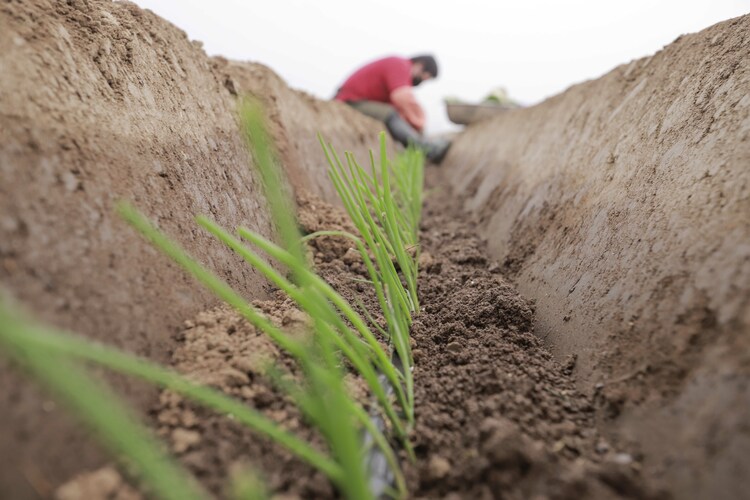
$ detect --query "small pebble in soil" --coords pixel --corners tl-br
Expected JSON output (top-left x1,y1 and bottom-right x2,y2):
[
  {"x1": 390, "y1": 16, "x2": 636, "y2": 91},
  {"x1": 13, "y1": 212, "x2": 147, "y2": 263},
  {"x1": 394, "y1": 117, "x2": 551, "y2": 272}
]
[
  {"x1": 171, "y1": 428, "x2": 201, "y2": 454},
  {"x1": 613, "y1": 452, "x2": 634, "y2": 465},
  {"x1": 446, "y1": 341, "x2": 462, "y2": 353},
  {"x1": 427, "y1": 455, "x2": 452, "y2": 479}
]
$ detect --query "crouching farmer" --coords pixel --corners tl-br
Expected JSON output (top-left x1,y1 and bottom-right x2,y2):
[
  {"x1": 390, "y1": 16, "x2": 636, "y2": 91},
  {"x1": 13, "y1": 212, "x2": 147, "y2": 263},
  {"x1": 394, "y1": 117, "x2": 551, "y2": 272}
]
[{"x1": 335, "y1": 54, "x2": 450, "y2": 163}]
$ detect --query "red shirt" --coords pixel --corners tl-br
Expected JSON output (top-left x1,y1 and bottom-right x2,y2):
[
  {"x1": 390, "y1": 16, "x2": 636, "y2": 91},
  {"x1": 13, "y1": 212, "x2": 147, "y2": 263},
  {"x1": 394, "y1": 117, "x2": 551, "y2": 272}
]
[{"x1": 335, "y1": 56, "x2": 412, "y2": 103}]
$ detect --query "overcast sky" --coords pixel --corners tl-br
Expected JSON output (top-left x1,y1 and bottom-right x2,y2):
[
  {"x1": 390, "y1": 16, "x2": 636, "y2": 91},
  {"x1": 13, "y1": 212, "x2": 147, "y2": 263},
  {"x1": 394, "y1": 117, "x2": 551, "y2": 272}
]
[{"x1": 134, "y1": 0, "x2": 747, "y2": 134}]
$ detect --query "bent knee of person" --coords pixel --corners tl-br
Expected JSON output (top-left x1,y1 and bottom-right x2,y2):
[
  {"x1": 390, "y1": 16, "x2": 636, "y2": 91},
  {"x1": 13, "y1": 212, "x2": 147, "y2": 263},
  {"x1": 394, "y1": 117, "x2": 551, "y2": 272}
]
[{"x1": 347, "y1": 100, "x2": 397, "y2": 123}]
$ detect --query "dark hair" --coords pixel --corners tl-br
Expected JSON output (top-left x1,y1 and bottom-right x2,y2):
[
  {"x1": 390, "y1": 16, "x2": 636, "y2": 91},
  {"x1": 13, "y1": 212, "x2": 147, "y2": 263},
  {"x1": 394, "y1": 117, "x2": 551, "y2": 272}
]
[{"x1": 410, "y1": 55, "x2": 438, "y2": 78}]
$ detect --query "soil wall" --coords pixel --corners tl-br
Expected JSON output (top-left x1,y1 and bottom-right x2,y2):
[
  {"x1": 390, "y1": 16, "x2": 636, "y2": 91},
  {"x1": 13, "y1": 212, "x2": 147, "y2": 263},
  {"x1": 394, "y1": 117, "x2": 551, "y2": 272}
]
[
  {"x1": 0, "y1": 1, "x2": 385, "y2": 497},
  {"x1": 442, "y1": 15, "x2": 750, "y2": 498}
]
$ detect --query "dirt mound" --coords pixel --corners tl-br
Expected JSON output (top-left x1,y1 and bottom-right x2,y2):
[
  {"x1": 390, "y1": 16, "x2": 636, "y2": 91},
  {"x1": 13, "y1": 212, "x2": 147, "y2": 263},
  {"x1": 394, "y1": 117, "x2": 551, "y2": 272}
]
[
  {"x1": 442, "y1": 15, "x2": 750, "y2": 499},
  {"x1": 0, "y1": 1, "x2": 386, "y2": 497}
]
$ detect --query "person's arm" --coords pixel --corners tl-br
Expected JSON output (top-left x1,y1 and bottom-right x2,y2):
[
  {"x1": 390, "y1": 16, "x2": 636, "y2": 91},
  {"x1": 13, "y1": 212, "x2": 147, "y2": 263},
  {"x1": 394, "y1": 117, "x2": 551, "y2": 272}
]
[{"x1": 390, "y1": 86, "x2": 426, "y2": 132}]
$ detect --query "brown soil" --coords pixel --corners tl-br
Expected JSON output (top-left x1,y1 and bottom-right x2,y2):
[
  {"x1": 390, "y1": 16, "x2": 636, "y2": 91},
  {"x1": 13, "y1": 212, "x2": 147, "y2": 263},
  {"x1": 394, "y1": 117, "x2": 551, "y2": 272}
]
[{"x1": 2, "y1": 2, "x2": 748, "y2": 499}]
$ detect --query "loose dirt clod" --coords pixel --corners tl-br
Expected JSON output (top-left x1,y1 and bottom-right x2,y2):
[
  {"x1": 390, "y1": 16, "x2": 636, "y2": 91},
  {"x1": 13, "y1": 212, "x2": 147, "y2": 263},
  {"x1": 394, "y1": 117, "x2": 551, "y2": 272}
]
[{"x1": 55, "y1": 467, "x2": 141, "y2": 500}]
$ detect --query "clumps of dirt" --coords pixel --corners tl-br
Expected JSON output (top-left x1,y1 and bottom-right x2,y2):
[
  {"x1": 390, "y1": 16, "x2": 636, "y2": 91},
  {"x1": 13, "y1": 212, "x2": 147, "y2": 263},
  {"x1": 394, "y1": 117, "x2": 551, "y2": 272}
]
[
  {"x1": 55, "y1": 467, "x2": 140, "y2": 500},
  {"x1": 148, "y1": 191, "x2": 374, "y2": 499},
  {"x1": 152, "y1": 302, "x2": 334, "y2": 499},
  {"x1": 296, "y1": 190, "x2": 386, "y2": 328},
  {"x1": 292, "y1": 192, "x2": 661, "y2": 498},
  {"x1": 404, "y1": 187, "x2": 661, "y2": 499},
  {"x1": 134, "y1": 192, "x2": 660, "y2": 499},
  {"x1": 296, "y1": 189, "x2": 360, "y2": 263}
]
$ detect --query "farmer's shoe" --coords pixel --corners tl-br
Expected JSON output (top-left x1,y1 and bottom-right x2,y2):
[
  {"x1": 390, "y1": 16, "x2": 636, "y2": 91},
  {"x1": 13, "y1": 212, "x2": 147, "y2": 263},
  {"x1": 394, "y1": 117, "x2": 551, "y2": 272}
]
[
  {"x1": 385, "y1": 112, "x2": 421, "y2": 147},
  {"x1": 423, "y1": 137, "x2": 451, "y2": 164}
]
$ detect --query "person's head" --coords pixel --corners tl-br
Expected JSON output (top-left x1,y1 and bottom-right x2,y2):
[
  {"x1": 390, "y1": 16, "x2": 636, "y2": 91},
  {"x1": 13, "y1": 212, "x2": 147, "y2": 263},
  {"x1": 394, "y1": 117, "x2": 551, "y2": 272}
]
[{"x1": 409, "y1": 55, "x2": 438, "y2": 87}]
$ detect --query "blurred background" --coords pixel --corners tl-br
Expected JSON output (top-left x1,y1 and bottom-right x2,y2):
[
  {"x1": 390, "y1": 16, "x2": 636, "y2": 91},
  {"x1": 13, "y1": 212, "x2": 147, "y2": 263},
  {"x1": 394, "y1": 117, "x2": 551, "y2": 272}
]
[{"x1": 134, "y1": 0, "x2": 748, "y2": 134}]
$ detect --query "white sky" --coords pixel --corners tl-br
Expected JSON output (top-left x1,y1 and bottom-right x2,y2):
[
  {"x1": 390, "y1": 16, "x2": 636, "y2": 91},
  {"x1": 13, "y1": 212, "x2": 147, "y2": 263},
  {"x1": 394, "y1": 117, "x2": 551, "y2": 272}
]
[{"x1": 133, "y1": 0, "x2": 748, "y2": 134}]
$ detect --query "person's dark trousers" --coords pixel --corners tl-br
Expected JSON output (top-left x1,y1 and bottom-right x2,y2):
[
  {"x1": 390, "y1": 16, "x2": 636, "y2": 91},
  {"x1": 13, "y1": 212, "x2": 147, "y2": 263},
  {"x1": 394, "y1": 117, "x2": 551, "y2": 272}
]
[{"x1": 344, "y1": 100, "x2": 451, "y2": 164}]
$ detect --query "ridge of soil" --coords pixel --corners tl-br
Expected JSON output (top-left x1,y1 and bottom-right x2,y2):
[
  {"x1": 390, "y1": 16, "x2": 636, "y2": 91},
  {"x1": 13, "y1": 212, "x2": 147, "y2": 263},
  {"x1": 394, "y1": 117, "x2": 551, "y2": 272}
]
[
  {"x1": 0, "y1": 1, "x2": 388, "y2": 495},
  {"x1": 441, "y1": 15, "x2": 750, "y2": 498}
]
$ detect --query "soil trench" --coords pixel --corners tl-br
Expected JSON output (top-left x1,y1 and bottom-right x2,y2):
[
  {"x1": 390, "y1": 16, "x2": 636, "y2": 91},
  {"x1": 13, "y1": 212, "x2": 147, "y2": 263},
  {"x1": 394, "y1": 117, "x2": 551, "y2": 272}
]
[
  {"x1": 3, "y1": 3, "x2": 747, "y2": 498},
  {"x1": 58, "y1": 189, "x2": 661, "y2": 499}
]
